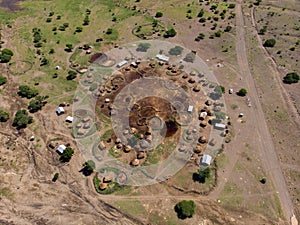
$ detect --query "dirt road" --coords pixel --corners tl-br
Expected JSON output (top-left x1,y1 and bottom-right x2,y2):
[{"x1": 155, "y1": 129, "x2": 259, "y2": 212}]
[{"x1": 233, "y1": 1, "x2": 294, "y2": 221}]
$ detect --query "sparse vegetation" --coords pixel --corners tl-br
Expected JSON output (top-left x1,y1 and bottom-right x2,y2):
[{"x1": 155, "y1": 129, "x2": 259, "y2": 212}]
[
  {"x1": 0, "y1": 75, "x2": 7, "y2": 85},
  {"x1": 0, "y1": 109, "x2": 9, "y2": 122},
  {"x1": 283, "y1": 72, "x2": 299, "y2": 84},
  {"x1": 263, "y1": 39, "x2": 276, "y2": 47},
  {"x1": 18, "y1": 85, "x2": 39, "y2": 99},
  {"x1": 12, "y1": 109, "x2": 33, "y2": 129},
  {"x1": 237, "y1": 88, "x2": 247, "y2": 96}
]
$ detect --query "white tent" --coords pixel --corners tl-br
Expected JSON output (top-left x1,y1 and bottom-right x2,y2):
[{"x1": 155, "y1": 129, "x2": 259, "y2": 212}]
[
  {"x1": 65, "y1": 116, "x2": 73, "y2": 123},
  {"x1": 201, "y1": 154, "x2": 212, "y2": 166},
  {"x1": 56, "y1": 107, "x2": 65, "y2": 115}
]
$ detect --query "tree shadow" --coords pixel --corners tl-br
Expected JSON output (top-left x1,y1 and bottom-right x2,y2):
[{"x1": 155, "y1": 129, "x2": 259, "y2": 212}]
[
  {"x1": 79, "y1": 166, "x2": 93, "y2": 176},
  {"x1": 192, "y1": 172, "x2": 205, "y2": 183},
  {"x1": 174, "y1": 205, "x2": 188, "y2": 220}
]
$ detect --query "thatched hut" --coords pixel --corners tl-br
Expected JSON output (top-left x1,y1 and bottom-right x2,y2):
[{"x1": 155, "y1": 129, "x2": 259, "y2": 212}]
[
  {"x1": 82, "y1": 116, "x2": 90, "y2": 123},
  {"x1": 76, "y1": 122, "x2": 83, "y2": 128},
  {"x1": 99, "y1": 183, "x2": 108, "y2": 190},
  {"x1": 199, "y1": 135, "x2": 207, "y2": 144},
  {"x1": 137, "y1": 151, "x2": 146, "y2": 159},
  {"x1": 193, "y1": 85, "x2": 201, "y2": 92},
  {"x1": 131, "y1": 158, "x2": 140, "y2": 166},
  {"x1": 205, "y1": 100, "x2": 212, "y2": 106},
  {"x1": 130, "y1": 127, "x2": 137, "y2": 134},
  {"x1": 188, "y1": 78, "x2": 196, "y2": 83},
  {"x1": 77, "y1": 128, "x2": 86, "y2": 135},
  {"x1": 115, "y1": 138, "x2": 121, "y2": 144},
  {"x1": 98, "y1": 141, "x2": 106, "y2": 150},
  {"x1": 116, "y1": 143, "x2": 123, "y2": 149},
  {"x1": 182, "y1": 74, "x2": 188, "y2": 79},
  {"x1": 194, "y1": 144, "x2": 202, "y2": 153},
  {"x1": 124, "y1": 145, "x2": 132, "y2": 153},
  {"x1": 200, "y1": 120, "x2": 208, "y2": 127}
]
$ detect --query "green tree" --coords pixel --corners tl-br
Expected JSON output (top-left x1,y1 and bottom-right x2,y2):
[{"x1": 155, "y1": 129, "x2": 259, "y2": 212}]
[
  {"x1": 52, "y1": 173, "x2": 59, "y2": 182},
  {"x1": 12, "y1": 109, "x2": 33, "y2": 129},
  {"x1": 18, "y1": 85, "x2": 39, "y2": 99},
  {"x1": 60, "y1": 147, "x2": 74, "y2": 162},
  {"x1": 49, "y1": 48, "x2": 55, "y2": 54},
  {"x1": 193, "y1": 167, "x2": 211, "y2": 183},
  {"x1": 83, "y1": 16, "x2": 90, "y2": 25},
  {"x1": 237, "y1": 88, "x2": 247, "y2": 96},
  {"x1": 155, "y1": 12, "x2": 163, "y2": 18},
  {"x1": 40, "y1": 57, "x2": 49, "y2": 66},
  {"x1": 0, "y1": 75, "x2": 7, "y2": 85},
  {"x1": 0, "y1": 54, "x2": 12, "y2": 63},
  {"x1": 169, "y1": 46, "x2": 183, "y2": 55},
  {"x1": 0, "y1": 110, "x2": 9, "y2": 122},
  {"x1": 199, "y1": 17, "x2": 206, "y2": 23},
  {"x1": 283, "y1": 72, "x2": 299, "y2": 84},
  {"x1": 174, "y1": 200, "x2": 196, "y2": 219},
  {"x1": 66, "y1": 70, "x2": 77, "y2": 80},
  {"x1": 184, "y1": 52, "x2": 196, "y2": 63},
  {"x1": 263, "y1": 39, "x2": 276, "y2": 47},
  {"x1": 82, "y1": 160, "x2": 95, "y2": 175},
  {"x1": 136, "y1": 43, "x2": 151, "y2": 52},
  {"x1": 164, "y1": 28, "x2": 177, "y2": 38},
  {"x1": 75, "y1": 26, "x2": 83, "y2": 33},
  {"x1": 197, "y1": 9, "x2": 204, "y2": 17},
  {"x1": 1, "y1": 49, "x2": 13, "y2": 56},
  {"x1": 65, "y1": 44, "x2": 73, "y2": 52},
  {"x1": 28, "y1": 95, "x2": 49, "y2": 113},
  {"x1": 228, "y1": 3, "x2": 236, "y2": 9}
]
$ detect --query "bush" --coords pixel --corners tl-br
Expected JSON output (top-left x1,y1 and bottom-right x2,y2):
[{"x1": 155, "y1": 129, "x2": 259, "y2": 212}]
[
  {"x1": 237, "y1": 88, "x2": 247, "y2": 96},
  {"x1": 197, "y1": 9, "x2": 204, "y2": 17},
  {"x1": 18, "y1": 85, "x2": 39, "y2": 99},
  {"x1": 155, "y1": 12, "x2": 163, "y2": 18},
  {"x1": 65, "y1": 44, "x2": 73, "y2": 52},
  {"x1": 164, "y1": 28, "x2": 177, "y2": 38},
  {"x1": 136, "y1": 43, "x2": 151, "y2": 52},
  {"x1": 199, "y1": 17, "x2": 206, "y2": 23},
  {"x1": 184, "y1": 52, "x2": 196, "y2": 62},
  {"x1": 46, "y1": 18, "x2": 52, "y2": 23},
  {"x1": 60, "y1": 147, "x2": 74, "y2": 162},
  {"x1": 228, "y1": 3, "x2": 236, "y2": 9},
  {"x1": 0, "y1": 110, "x2": 9, "y2": 122},
  {"x1": 83, "y1": 16, "x2": 90, "y2": 25},
  {"x1": 169, "y1": 46, "x2": 183, "y2": 55},
  {"x1": 0, "y1": 49, "x2": 14, "y2": 63},
  {"x1": 82, "y1": 160, "x2": 95, "y2": 176},
  {"x1": 52, "y1": 173, "x2": 59, "y2": 182},
  {"x1": 193, "y1": 167, "x2": 210, "y2": 183},
  {"x1": 263, "y1": 39, "x2": 276, "y2": 47},
  {"x1": 260, "y1": 177, "x2": 266, "y2": 184},
  {"x1": 106, "y1": 28, "x2": 113, "y2": 34},
  {"x1": 174, "y1": 200, "x2": 196, "y2": 219},
  {"x1": 1, "y1": 49, "x2": 13, "y2": 56},
  {"x1": 224, "y1": 25, "x2": 232, "y2": 32},
  {"x1": 0, "y1": 75, "x2": 7, "y2": 85},
  {"x1": 12, "y1": 109, "x2": 33, "y2": 129},
  {"x1": 66, "y1": 70, "x2": 77, "y2": 80},
  {"x1": 283, "y1": 72, "x2": 299, "y2": 84}
]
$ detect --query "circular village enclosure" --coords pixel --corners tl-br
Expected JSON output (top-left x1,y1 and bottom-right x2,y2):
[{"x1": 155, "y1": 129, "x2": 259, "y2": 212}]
[{"x1": 72, "y1": 40, "x2": 227, "y2": 193}]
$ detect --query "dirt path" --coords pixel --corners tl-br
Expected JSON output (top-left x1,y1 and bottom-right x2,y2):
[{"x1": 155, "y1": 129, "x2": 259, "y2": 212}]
[{"x1": 229, "y1": 1, "x2": 295, "y2": 221}]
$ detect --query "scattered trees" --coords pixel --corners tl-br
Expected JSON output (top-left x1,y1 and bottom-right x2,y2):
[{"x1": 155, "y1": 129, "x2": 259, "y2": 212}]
[
  {"x1": 60, "y1": 147, "x2": 74, "y2": 162},
  {"x1": 174, "y1": 200, "x2": 196, "y2": 219},
  {"x1": 237, "y1": 88, "x2": 248, "y2": 96},
  {"x1": 169, "y1": 46, "x2": 183, "y2": 55},
  {"x1": 0, "y1": 110, "x2": 9, "y2": 122},
  {"x1": 283, "y1": 72, "x2": 299, "y2": 84},
  {"x1": 12, "y1": 109, "x2": 33, "y2": 129},
  {"x1": 263, "y1": 39, "x2": 276, "y2": 47},
  {"x1": 18, "y1": 85, "x2": 39, "y2": 99},
  {"x1": 0, "y1": 75, "x2": 7, "y2": 85}
]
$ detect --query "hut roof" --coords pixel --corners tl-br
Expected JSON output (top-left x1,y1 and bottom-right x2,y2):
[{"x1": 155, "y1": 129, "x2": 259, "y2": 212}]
[
  {"x1": 194, "y1": 144, "x2": 202, "y2": 153},
  {"x1": 137, "y1": 152, "x2": 146, "y2": 159},
  {"x1": 115, "y1": 138, "x2": 121, "y2": 144},
  {"x1": 100, "y1": 183, "x2": 108, "y2": 190},
  {"x1": 193, "y1": 85, "x2": 201, "y2": 92},
  {"x1": 199, "y1": 136, "x2": 207, "y2": 143},
  {"x1": 124, "y1": 145, "x2": 132, "y2": 153},
  {"x1": 200, "y1": 121, "x2": 208, "y2": 127},
  {"x1": 131, "y1": 158, "x2": 140, "y2": 166}
]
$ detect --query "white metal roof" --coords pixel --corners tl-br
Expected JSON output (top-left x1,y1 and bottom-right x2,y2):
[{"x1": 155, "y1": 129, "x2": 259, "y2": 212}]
[
  {"x1": 57, "y1": 144, "x2": 66, "y2": 154},
  {"x1": 66, "y1": 116, "x2": 73, "y2": 122},
  {"x1": 56, "y1": 107, "x2": 65, "y2": 114},
  {"x1": 156, "y1": 54, "x2": 169, "y2": 62},
  {"x1": 214, "y1": 123, "x2": 226, "y2": 129},
  {"x1": 201, "y1": 154, "x2": 212, "y2": 166},
  {"x1": 117, "y1": 60, "x2": 128, "y2": 68},
  {"x1": 188, "y1": 105, "x2": 194, "y2": 112}
]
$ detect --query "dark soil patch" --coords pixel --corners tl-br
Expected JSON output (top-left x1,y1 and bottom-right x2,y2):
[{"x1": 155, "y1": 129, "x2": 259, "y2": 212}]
[{"x1": 0, "y1": 0, "x2": 23, "y2": 11}]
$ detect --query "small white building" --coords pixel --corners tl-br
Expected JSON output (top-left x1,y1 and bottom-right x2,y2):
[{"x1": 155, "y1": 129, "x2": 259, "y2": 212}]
[
  {"x1": 66, "y1": 116, "x2": 73, "y2": 123},
  {"x1": 29, "y1": 136, "x2": 35, "y2": 141},
  {"x1": 117, "y1": 60, "x2": 128, "y2": 68},
  {"x1": 188, "y1": 105, "x2": 194, "y2": 112},
  {"x1": 229, "y1": 88, "x2": 234, "y2": 94},
  {"x1": 131, "y1": 62, "x2": 138, "y2": 68},
  {"x1": 156, "y1": 54, "x2": 169, "y2": 62},
  {"x1": 214, "y1": 123, "x2": 226, "y2": 130},
  {"x1": 56, "y1": 107, "x2": 65, "y2": 115},
  {"x1": 55, "y1": 65, "x2": 60, "y2": 70},
  {"x1": 201, "y1": 154, "x2": 212, "y2": 166},
  {"x1": 57, "y1": 144, "x2": 66, "y2": 154}
]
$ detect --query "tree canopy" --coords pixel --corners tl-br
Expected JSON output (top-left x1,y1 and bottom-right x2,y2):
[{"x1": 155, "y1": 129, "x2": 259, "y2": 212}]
[
  {"x1": 283, "y1": 72, "x2": 299, "y2": 84},
  {"x1": 0, "y1": 48, "x2": 14, "y2": 63},
  {"x1": 169, "y1": 46, "x2": 183, "y2": 56},
  {"x1": 18, "y1": 85, "x2": 39, "y2": 99},
  {"x1": 184, "y1": 52, "x2": 196, "y2": 63},
  {"x1": 164, "y1": 28, "x2": 177, "y2": 38},
  {"x1": 155, "y1": 12, "x2": 163, "y2": 18},
  {"x1": 174, "y1": 200, "x2": 196, "y2": 219},
  {"x1": 28, "y1": 95, "x2": 49, "y2": 113},
  {"x1": 0, "y1": 75, "x2": 7, "y2": 85},
  {"x1": 0, "y1": 110, "x2": 9, "y2": 122},
  {"x1": 60, "y1": 147, "x2": 74, "y2": 162},
  {"x1": 82, "y1": 160, "x2": 96, "y2": 176},
  {"x1": 12, "y1": 109, "x2": 33, "y2": 129},
  {"x1": 237, "y1": 88, "x2": 247, "y2": 96},
  {"x1": 66, "y1": 70, "x2": 77, "y2": 80},
  {"x1": 136, "y1": 43, "x2": 151, "y2": 52},
  {"x1": 263, "y1": 39, "x2": 276, "y2": 47}
]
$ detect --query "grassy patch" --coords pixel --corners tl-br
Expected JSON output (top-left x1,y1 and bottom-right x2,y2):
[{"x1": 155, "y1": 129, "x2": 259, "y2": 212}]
[
  {"x1": 0, "y1": 187, "x2": 14, "y2": 199},
  {"x1": 113, "y1": 200, "x2": 147, "y2": 218}
]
